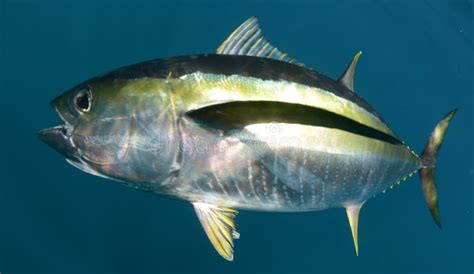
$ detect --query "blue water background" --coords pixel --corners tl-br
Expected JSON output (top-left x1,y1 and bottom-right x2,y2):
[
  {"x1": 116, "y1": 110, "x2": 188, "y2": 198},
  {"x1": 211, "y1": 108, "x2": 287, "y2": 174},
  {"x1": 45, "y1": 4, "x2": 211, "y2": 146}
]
[{"x1": 1, "y1": 0, "x2": 472, "y2": 273}]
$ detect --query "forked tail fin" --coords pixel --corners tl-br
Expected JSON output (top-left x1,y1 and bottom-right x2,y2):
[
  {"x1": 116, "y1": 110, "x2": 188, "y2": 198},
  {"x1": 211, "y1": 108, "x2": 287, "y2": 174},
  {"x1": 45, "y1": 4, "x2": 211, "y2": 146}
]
[{"x1": 419, "y1": 109, "x2": 457, "y2": 228}]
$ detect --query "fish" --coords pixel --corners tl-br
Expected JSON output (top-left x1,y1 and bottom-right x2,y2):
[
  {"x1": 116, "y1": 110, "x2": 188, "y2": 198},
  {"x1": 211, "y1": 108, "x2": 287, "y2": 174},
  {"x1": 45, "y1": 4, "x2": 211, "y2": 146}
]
[{"x1": 39, "y1": 16, "x2": 457, "y2": 261}]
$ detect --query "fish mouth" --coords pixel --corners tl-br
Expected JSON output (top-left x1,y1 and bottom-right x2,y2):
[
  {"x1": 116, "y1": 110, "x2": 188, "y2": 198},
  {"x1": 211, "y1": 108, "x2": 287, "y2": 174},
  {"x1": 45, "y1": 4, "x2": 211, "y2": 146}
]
[
  {"x1": 38, "y1": 122, "x2": 78, "y2": 160},
  {"x1": 39, "y1": 97, "x2": 81, "y2": 158},
  {"x1": 39, "y1": 123, "x2": 102, "y2": 176}
]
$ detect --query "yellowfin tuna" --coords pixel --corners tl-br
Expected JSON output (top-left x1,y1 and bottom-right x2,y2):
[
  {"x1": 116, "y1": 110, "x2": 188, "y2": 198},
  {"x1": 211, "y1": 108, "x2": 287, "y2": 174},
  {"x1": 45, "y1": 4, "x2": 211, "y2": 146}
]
[{"x1": 39, "y1": 17, "x2": 456, "y2": 261}]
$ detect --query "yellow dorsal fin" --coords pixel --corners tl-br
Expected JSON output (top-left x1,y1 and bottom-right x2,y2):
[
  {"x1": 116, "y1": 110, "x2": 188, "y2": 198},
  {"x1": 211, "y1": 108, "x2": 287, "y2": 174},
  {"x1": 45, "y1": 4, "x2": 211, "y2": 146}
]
[
  {"x1": 345, "y1": 203, "x2": 364, "y2": 256},
  {"x1": 193, "y1": 202, "x2": 239, "y2": 261},
  {"x1": 338, "y1": 51, "x2": 362, "y2": 92}
]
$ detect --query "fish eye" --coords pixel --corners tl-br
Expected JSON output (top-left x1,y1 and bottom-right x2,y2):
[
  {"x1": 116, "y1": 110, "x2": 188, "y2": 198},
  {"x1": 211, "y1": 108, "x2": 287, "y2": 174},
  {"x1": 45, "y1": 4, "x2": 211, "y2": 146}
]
[{"x1": 74, "y1": 87, "x2": 92, "y2": 113}]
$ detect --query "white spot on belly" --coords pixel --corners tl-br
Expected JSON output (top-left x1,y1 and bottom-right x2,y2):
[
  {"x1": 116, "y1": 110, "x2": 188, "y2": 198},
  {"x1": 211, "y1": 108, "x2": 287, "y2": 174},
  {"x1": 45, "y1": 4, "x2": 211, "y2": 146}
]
[
  {"x1": 262, "y1": 172, "x2": 269, "y2": 197},
  {"x1": 299, "y1": 166, "x2": 305, "y2": 205}
]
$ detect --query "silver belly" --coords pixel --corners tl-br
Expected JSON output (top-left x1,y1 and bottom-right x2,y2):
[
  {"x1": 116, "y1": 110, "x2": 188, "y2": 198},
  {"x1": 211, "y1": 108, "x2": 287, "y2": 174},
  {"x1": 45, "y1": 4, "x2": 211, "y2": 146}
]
[
  {"x1": 164, "y1": 120, "x2": 420, "y2": 211},
  {"x1": 170, "y1": 148, "x2": 416, "y2": 211}
]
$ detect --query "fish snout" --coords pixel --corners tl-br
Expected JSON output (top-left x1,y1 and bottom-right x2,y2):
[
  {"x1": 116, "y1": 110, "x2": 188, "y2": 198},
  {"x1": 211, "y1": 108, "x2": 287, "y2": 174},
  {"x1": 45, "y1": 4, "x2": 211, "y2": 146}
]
[{"x1": 38, "y1": 125, "x2": 77, "y2": 158}]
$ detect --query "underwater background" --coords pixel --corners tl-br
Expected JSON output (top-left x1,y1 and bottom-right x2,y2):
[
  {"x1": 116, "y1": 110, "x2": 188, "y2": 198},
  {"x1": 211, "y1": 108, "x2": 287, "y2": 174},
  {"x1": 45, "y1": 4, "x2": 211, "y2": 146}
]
[{"x1": 0, "y1": 0, "x2": 472, "y2": 273}]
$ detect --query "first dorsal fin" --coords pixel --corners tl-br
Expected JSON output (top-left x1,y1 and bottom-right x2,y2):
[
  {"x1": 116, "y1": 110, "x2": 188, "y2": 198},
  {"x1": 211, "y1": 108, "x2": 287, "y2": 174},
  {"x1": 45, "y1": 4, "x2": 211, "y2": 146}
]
[
  {"x1": 338, "y1": 51, "x2": 362, "y2": 92},
  {"x1": 193, "y1": 202, "x2": 240, "y2": 261},
  {"x1": 217, "y1": 16, "x2": 304, "y2": 66}
]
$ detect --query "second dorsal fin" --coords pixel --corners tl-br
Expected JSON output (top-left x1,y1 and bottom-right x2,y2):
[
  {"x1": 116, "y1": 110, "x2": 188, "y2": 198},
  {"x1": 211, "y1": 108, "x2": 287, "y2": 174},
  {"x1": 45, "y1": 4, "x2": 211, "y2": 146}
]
[
  {"x1": 338, "y1": 51, "x2": 362, "y2": 92},
  {"x1": 217, "y1": 16, "x2": 304, "y2": 66}
]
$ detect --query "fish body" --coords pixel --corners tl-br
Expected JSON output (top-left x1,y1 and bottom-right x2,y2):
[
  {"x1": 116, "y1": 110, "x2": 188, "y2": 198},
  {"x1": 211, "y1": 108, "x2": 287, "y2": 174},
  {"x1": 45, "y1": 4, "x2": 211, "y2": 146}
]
[{"x1": 39, "y1": 17, "x2": 456, "y2": 260}]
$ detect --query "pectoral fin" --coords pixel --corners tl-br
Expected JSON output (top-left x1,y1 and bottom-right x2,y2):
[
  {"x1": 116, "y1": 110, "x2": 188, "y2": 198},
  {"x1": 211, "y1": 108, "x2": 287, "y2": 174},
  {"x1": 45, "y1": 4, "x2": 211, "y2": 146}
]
[
  {"x1": 346, "y1": 203, "x2": 364, "y2": 256},
  {"x1": 193, "y1": 202, "x2": 240, "y2": 261}
]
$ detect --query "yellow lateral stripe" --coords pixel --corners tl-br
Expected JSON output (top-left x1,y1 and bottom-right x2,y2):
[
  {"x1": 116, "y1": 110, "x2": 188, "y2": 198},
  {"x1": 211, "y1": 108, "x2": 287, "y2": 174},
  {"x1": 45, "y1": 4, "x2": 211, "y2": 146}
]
[{"x1": 173, "y1": 72, "x2": 397, "y2": 139}]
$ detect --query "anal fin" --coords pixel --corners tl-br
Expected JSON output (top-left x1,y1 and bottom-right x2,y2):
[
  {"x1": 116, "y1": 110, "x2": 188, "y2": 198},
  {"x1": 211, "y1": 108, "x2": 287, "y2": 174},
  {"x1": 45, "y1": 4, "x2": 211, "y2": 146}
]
[
  {"x1": 345, "y1": 203, "x2": 364, "y2": 256},
  {"x1": 193, "y1": 202, "x2": 240, "y2": 261}
]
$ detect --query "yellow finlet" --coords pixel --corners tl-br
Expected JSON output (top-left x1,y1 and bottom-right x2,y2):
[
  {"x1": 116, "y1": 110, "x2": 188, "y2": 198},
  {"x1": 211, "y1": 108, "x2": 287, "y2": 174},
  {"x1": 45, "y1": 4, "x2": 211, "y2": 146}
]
[
  {"x1": 345, "y1": 203, "x2": 363, "y2": 256},
  {"x1": 193, "y1": 202, "x2": 239, "y2": 261}
]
